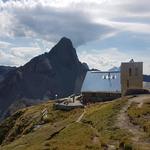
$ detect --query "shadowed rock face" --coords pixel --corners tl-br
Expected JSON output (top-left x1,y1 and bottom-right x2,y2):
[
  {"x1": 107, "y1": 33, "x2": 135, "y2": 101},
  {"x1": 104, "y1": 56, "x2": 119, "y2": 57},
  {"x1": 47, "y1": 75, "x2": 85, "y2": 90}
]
[
  {"x1": 0, "y1": 66, "x2": 16, "y2": 83},
  {"x1": 0, "y1": 37, "x2": 88, "y2": 119}
]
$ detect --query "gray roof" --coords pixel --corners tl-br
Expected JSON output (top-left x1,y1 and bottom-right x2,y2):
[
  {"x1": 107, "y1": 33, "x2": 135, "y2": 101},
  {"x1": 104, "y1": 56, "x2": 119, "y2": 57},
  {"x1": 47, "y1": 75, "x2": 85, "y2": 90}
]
[{"x1": 81, "y1": 71, "x2": 121, "y2": 93}]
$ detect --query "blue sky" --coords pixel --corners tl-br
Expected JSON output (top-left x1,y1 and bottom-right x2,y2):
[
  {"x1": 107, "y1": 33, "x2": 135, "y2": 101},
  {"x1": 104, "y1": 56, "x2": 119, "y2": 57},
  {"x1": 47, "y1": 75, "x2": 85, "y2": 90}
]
[{"x1": 0, "y1": 0, "x2": 150, "y2": 74}]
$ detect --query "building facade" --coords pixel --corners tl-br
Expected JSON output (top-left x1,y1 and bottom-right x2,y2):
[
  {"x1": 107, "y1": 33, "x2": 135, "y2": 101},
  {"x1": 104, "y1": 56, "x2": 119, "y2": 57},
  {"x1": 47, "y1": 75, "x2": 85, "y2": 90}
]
[
  {"x1": 81, "y1": 60, "x2": 143, "y2": 103},
  {"x1": 121, "y1": 59, "x2": 143, "y2": 95},
  {"x1": 81, "y1": 71, "x2": 121, "y2": 103}
]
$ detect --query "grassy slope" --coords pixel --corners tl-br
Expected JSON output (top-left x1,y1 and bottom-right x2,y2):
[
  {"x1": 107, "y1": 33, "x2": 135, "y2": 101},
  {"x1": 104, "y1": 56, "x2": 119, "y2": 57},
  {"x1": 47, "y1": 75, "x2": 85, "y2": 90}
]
[
  {"x1": 0, "y1": 101, "x2": 83, "y2": 150},
  {"x1": 0, "y1": 97, "x2": 150, "y2": 150},
  {"x1": 82, "y1": 98, "x2": 132, "y2": 149},
  {"x1": 126, "y1": 97, "x2": 150, "y2": 150},
  {"x1": 127, "y1": 98, "x2": 150, "y2": 136}
]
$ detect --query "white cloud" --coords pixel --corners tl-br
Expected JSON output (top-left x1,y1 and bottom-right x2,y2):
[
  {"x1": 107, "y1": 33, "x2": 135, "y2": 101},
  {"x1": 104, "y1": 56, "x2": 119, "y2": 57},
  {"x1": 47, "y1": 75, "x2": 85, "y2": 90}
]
[
  {"x1": 112, "y1": 22, "x2": 150, "y2": 34},
  {"x1": 0, "y1": 46, "x2": 44, "y2": 66},
  {"x1": 78, "y1": 48, "x2": 128, "y2": 70},
  {"x1": 0, "y1": 0, "x2": 149, "y2": 74},
  {"x1": 0, "y1": 0, "x2": 115, "y2": 46},
  {"x1": 11, "y1": 47, "x2": 41, "y2": 58},
  {"x1": 78, "y1": 48, "x2": 150, "y2": 74},
  {"x1": 1, "y1": 0, "x2": 150, "y2": 45},
  {"x1": 0, "y1": 11, "x2": 15, "y2": 37},
  {"x1": 0, "y1": 49, "x2": 15, "y2": 66},
  {"x1": 0, "y1": 41, "x2": 12, "y2": 48}
]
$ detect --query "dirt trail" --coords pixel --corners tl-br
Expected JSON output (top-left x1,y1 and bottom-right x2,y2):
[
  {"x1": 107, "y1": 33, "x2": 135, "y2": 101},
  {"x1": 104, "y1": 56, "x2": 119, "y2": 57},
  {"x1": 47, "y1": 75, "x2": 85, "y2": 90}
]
[
  {"x1": 76, "y1": 109, "x2": 86, "y2": 123},
  {"x1": 76, "y1": 108, "x2": 101, "y2": 145},
  {"x1": 117, "y1": 94, "x2": 150, "y2": 145}
]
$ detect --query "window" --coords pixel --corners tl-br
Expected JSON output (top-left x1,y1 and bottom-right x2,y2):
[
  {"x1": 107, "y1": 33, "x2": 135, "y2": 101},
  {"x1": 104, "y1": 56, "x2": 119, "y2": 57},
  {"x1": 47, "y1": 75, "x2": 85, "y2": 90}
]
[
  {"x1": 102, "y1": 75, "x2": 106, "y2": 79},
  {"x1": 127, "y1": 80, "x2": 129, "y2": 88},
  {"x1": 135, "y1": 68, "x2": 138, "y2": 76},
  {"x1": 129, "y1": 68, "x2": 132, "y2": 76},
  {"x1": 111, "y1": 75, "x2": 116, "y2": 79}
]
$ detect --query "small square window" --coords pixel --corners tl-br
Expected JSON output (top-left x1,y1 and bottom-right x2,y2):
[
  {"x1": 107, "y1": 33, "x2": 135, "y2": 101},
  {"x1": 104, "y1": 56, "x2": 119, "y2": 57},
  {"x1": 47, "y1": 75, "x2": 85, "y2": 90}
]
[
  {"x1": 129, "y1": 68, "x2": 132, "y2": 76},
  {"x1": 135, "y1": 68, "x2": 138, "y2": 76},
  {"x1": 102, "y1": 75, "x2": 106, "y2": 79},
  {"x1": 127, "y1": 80, "x2": 129, "y2": 88}
]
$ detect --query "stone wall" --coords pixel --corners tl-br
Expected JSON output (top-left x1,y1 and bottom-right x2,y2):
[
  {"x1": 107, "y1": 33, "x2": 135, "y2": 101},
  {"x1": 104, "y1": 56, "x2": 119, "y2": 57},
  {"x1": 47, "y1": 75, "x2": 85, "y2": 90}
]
[
  {"x1": 121, "y1": 61, "x2": 143, "y2": 95},
  {"x1": 82, "y1": 92, "x2": 121, "y2": 104}
]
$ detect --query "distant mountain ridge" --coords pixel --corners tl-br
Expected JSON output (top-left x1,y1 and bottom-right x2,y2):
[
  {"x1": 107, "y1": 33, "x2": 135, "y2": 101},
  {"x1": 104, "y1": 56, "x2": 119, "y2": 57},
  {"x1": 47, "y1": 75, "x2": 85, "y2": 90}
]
[
  {"x1": 108, "y1": 67, "x2": 120, "y2": 72},
  {"x1": 143, "y1": 75, "x2": 150, "y2": 82},
  {"x1": 0, "y1": 37, "x2": 88, "y2": 120}
]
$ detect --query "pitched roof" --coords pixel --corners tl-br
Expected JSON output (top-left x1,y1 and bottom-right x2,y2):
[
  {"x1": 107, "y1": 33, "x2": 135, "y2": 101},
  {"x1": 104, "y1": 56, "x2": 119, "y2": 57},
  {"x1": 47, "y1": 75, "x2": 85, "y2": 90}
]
[{"x1": 81, "y1": 71, "x2": 121, "y2": 93}]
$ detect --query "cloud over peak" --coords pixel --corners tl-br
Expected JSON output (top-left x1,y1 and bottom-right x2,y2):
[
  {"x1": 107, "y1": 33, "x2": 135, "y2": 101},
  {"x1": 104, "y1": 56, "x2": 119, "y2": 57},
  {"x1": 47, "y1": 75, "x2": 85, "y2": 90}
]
[{"x1": 1, "y1": 0, "x2": 150, "y2": 46}]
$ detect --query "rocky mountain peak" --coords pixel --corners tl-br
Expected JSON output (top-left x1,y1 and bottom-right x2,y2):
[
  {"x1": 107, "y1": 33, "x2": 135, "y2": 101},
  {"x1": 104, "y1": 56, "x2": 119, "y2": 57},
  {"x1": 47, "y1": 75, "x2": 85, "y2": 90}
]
[
  {"x1": 50, "y1": 37, "x2": 74, "y2": 53},
  {"x1": 58, "y1": 37, "x2": 73, "y2": 47},
  {"x1": 0, "y1": 37, "x2": 88, "y2": 120},
  {"x1": 49, "y1": 37, "x2": 79, "y2": 65}
]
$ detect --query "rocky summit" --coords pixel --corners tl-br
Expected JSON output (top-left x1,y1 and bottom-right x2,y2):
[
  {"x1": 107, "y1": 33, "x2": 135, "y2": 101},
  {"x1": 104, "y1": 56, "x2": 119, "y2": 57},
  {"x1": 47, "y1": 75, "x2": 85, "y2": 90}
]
[{"x1": 0, "y1": 37, "x2": 88, "y2": 120}]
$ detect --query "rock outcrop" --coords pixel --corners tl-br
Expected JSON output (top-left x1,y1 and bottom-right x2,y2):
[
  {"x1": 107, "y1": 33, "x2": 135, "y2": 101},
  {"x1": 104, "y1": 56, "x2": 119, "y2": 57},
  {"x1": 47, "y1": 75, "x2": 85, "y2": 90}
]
[{"x1": 0, "y1": 37, "x2": 88, "y2": 119}]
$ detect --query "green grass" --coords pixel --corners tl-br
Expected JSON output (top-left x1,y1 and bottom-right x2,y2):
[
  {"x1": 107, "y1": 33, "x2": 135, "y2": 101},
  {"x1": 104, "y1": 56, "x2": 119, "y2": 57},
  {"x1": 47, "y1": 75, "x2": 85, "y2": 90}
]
[
  {"x1": 0, "y1": 101, "x2": 83, "y2": 150},
  {"x1": 127, "y1": 98, "x2": 150, "y2": 137},
  {"x1": 1, "y1": 97, "x2": 150, "y2": 150},
  {"x1": 82, "y1": 98, "x2": 132, "y2": 148},
  {"x1": 45, "y1": 123, "x2": 101, "y2": 150}
]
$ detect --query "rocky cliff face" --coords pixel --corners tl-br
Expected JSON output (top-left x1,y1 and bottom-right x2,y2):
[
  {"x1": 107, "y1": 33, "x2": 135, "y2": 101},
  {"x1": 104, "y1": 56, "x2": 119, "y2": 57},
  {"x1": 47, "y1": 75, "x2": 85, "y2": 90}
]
[
  {"x1": 0, "y1": 37, "x2": 88, "y2": 119},
  {"x1": 0, "y1": 66, "x2": 16, "y2": 83}
]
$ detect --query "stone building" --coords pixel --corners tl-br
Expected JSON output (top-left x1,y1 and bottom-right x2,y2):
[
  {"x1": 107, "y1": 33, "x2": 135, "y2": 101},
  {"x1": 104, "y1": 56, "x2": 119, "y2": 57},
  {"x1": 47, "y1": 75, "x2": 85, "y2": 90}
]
[
  {"x1": 81, "y1": 71, "x2": 121, "y2": 103},
  {"x1": 121, "y1": 59, "x2": 143, "y2": 95},
  {"x1": 81, "y1": 59, "x2": 143, "y2": 103}
]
